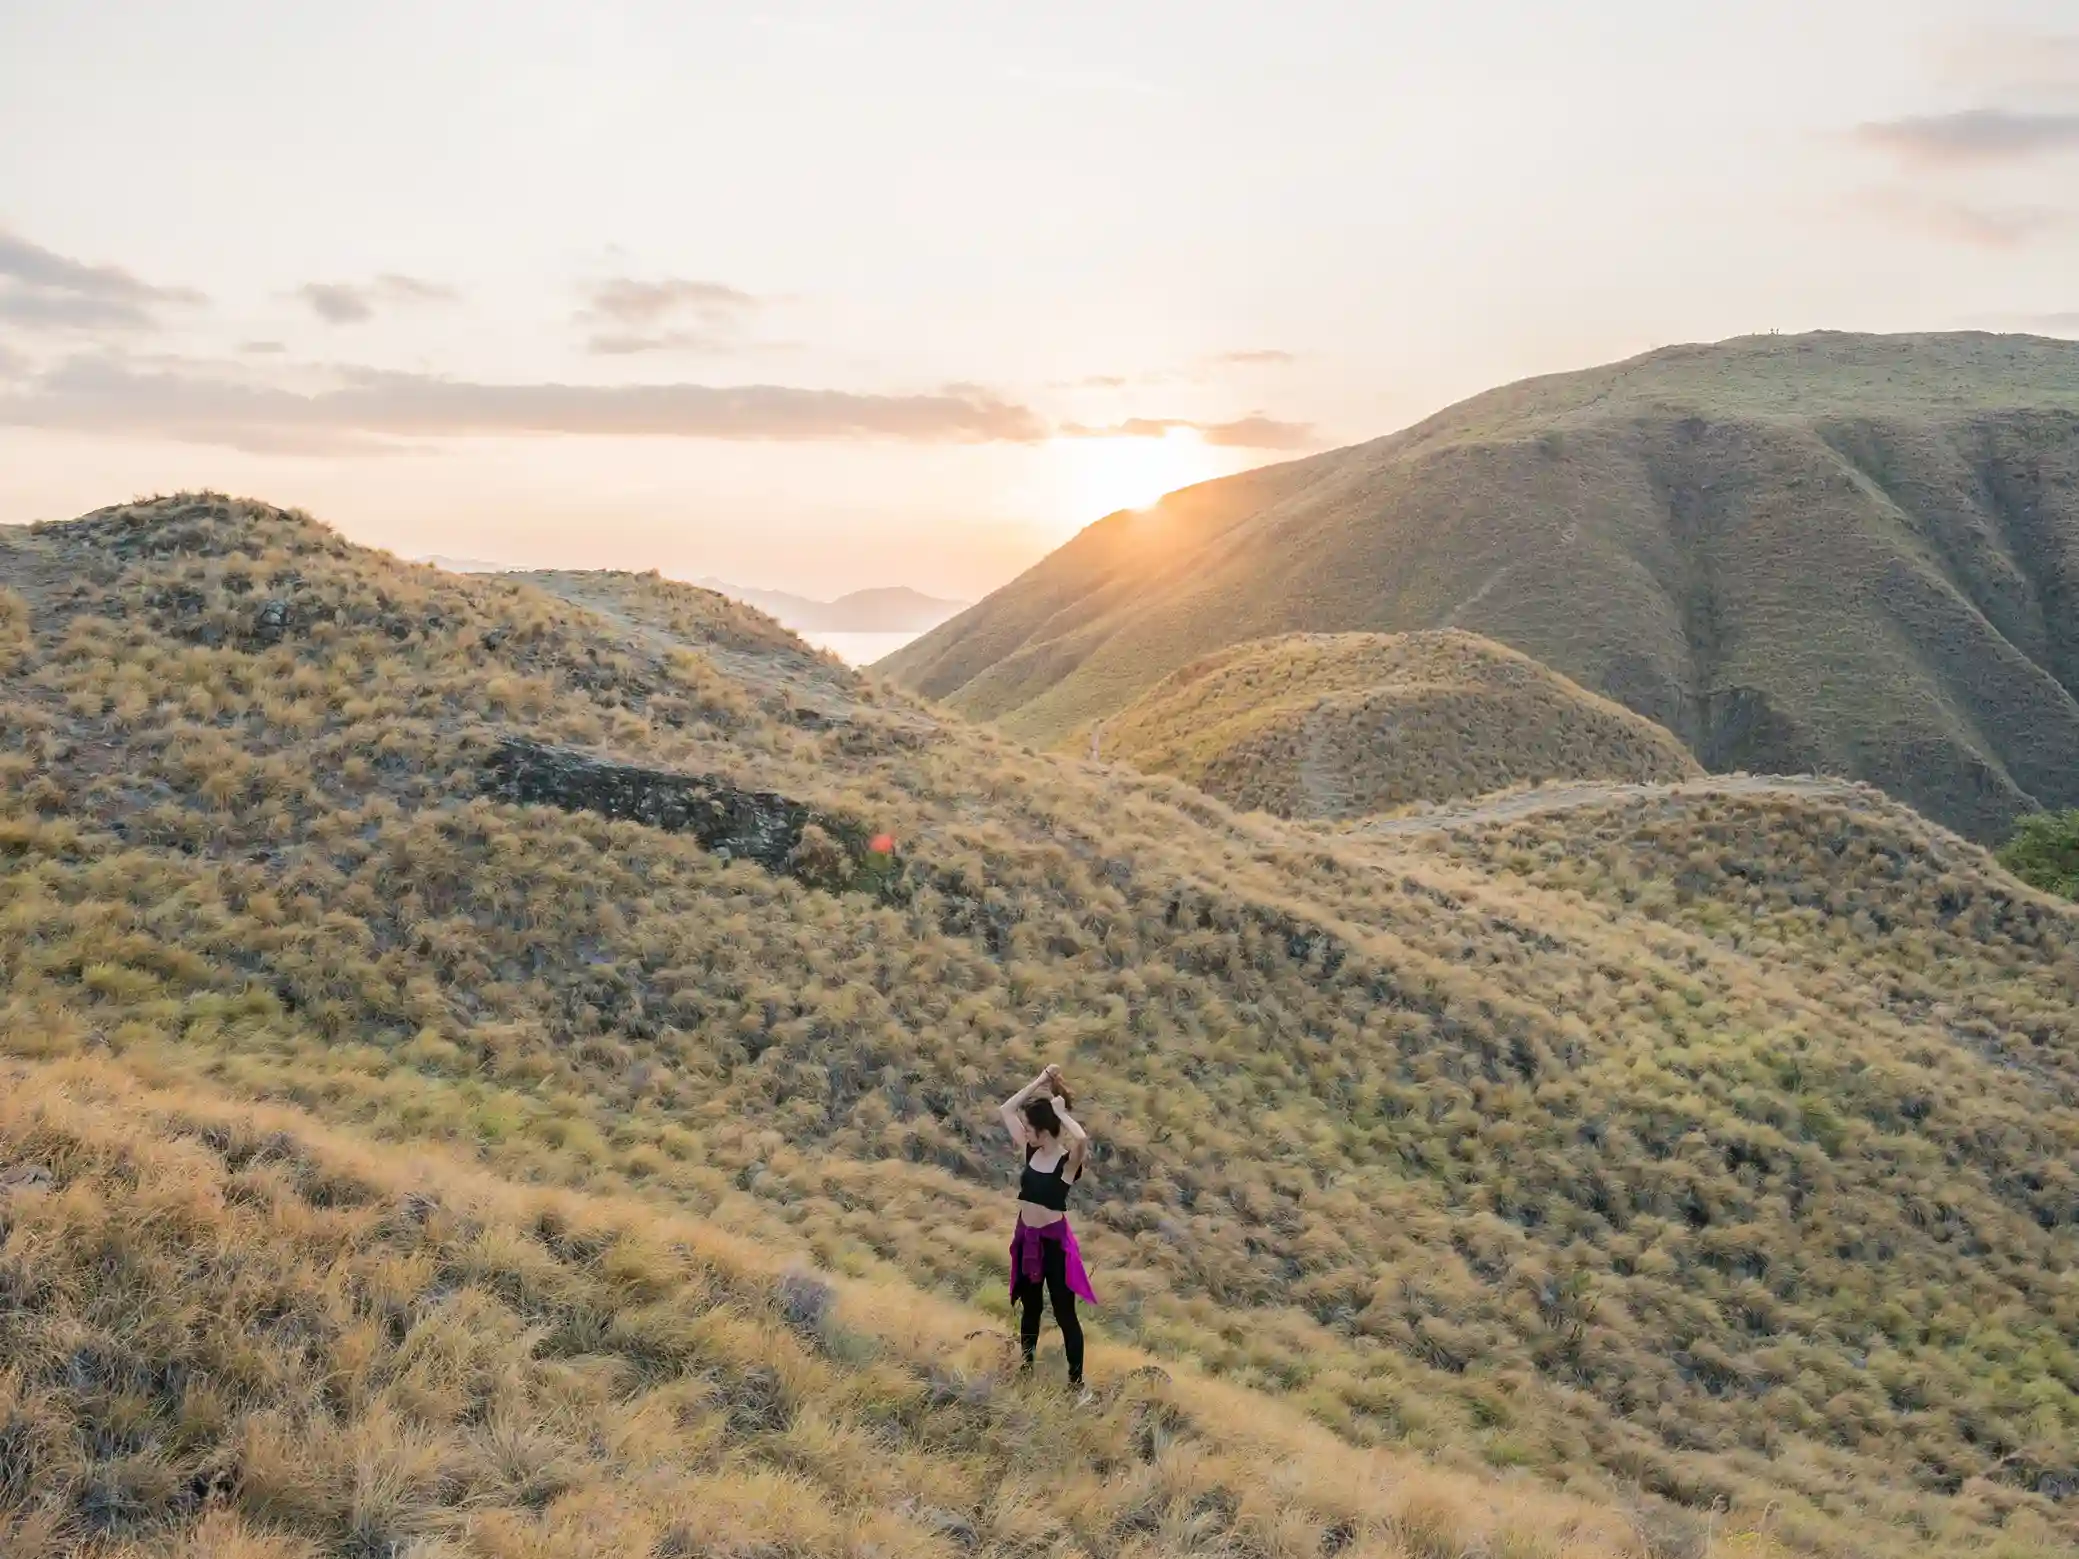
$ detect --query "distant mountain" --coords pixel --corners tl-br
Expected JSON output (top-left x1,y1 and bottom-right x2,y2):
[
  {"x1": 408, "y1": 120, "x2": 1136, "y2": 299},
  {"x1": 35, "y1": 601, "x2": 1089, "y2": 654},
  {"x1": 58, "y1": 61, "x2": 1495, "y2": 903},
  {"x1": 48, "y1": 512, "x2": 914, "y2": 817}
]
[
  {"x1": 698, "y1": 578, "x2": 967, "y2": 633},
  {"x1": 415, "y1": 553, "x2": 519, "y2": 574},
  {"x1": 414, "y1": 556, "x2": 965, "y2": 634},
  {"x1": 885, "y1": 330, "x2": 2079, "y2": 842},
  {"x1": 1098, "y1": 630, "x2": 1701, "y2": 820}
]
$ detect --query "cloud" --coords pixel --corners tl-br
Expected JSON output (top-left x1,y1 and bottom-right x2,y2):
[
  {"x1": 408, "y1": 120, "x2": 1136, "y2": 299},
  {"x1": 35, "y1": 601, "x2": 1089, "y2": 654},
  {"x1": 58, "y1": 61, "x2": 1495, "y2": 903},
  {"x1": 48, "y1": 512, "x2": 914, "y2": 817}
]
[
  {"x1": 0, "y1": 352, "x2": 1049, "y2": 454},
  {"x1": 295, "y1": 274, "x2": 459, "y2": 325},
  {"x1": 1852, "y1": 109, "x2": 2079, "y2": 166},
  {"x1": 1210, "y1": 349, "x2": 1298, "y2": 366},
  {"x1": 0, "y1": 229, "x2": 205, "y2": 333},
  {"x1": 584, "y1": 330, "x2": 746, "y2": 356},
  {"x1": 0, "y1": 340, "x2": 26, "y2": 379},
  {"x1": 1060, "y1": 413, "x2": 1317, "y2": 450},
  {"x1": 1848, "y1": 187, "x2": 2070, "y2": 247},
  {"x1": 240, "y1": 340, "x2": 287, "y2": 354},
  {"x1": 584, "y1": 277, "x2": 759, "y2": 326},
  {"x1": 1198, "y1": 415, "x2": 1316, "y2": 449},
  {"x1": 576, "y1": 276, "x2": 766, "y2": 356}
]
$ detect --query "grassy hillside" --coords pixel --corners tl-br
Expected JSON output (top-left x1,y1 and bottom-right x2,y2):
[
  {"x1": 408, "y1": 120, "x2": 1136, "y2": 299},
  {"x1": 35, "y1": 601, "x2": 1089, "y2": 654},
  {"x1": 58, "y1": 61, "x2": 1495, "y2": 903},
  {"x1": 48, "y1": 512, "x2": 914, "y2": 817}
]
[
  {"x1": 4, "y1": 494, "x2": 2079, "y2": 1555},
  {"x1": 1095, "y1": 631, "x2": 1700, "y2": 820},
  {"x1": 1, "y1": 1056, "x2": 1651, "y2": 1559},
  {"x1": 882, "y1": 331, "x2": 2079, "y2": 843}
]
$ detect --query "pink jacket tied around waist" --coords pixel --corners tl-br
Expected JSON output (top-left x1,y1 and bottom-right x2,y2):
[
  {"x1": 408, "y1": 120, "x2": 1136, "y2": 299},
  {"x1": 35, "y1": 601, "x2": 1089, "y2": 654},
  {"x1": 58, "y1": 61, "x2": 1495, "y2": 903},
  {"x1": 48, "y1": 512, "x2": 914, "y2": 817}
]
[{"x1": 1008, "y1": 1218, "x2": 1098, "y2": 1305}]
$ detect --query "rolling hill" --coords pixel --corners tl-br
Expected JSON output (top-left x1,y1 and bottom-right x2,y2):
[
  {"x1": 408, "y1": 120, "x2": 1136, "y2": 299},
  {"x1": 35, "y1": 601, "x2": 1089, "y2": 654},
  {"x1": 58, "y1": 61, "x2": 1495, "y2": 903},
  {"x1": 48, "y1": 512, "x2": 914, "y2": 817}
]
[
  {"x1": 3, "y1": 493, "x2": 2078, "y2": 1556},
  {"x1": 1095, "y1": 630, "x2": 1701, "y2": 820},
  {"x1": 881, "y1": 331, "x2": 2079, "y2": 843}
]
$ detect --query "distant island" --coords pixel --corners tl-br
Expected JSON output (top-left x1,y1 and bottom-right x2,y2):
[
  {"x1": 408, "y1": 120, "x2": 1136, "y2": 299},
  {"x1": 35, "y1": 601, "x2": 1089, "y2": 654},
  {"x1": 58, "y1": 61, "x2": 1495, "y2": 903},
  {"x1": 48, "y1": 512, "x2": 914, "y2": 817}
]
[
  {"x1": 697, "y1": 578, "x2": 968, "y2": 634},
  {"x1": 414, "y1": 555, "x2": 966, "y2": 635},
  {"x1": 415, "y1": 554, "x2": 520, "y2": 575}
]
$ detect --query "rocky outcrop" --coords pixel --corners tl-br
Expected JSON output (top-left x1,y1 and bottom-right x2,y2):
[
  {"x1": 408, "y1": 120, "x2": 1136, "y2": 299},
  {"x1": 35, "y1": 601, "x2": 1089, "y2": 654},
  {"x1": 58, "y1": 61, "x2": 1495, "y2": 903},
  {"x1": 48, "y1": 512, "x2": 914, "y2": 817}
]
[{"x1": 483, "y1": 738, "x2": 903, "y2": 898}]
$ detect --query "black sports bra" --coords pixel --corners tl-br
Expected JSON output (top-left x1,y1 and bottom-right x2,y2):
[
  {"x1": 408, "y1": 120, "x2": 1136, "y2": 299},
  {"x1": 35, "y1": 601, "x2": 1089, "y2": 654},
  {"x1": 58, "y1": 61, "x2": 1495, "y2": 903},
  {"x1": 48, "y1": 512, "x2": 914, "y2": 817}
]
[{"x1": 1019, "y1": 1145, "x2": 1079, "y2": 1211}]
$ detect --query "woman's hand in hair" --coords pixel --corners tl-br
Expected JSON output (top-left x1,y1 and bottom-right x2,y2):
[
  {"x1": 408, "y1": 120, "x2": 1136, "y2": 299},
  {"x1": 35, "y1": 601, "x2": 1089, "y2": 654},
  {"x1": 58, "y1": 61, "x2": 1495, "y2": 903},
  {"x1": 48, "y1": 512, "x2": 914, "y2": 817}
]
[{"x1": 1000, "y1": 1067, "x2": 1054, "y2": 1147}]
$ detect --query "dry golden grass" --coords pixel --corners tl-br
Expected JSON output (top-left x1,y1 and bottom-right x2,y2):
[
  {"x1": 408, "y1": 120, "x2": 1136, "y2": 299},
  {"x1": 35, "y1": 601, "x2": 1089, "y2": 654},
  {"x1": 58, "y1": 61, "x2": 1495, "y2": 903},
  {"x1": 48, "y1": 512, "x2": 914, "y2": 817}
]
[
  {"x1": 3, "y1": 493, "x2": 2078, "y2": 1556},
  {"x1": 1092, "y1": 632, "x2": 1700, "y2": 820},
  {"x1": 1, "y1": 1053, "x2": 1667, "y2": 1559}
]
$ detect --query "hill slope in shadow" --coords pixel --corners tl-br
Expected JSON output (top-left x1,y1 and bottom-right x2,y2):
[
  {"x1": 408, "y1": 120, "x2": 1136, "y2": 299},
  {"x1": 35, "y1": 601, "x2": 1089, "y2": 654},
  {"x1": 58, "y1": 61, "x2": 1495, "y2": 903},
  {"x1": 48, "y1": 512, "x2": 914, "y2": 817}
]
[{"x1": 882, "y1": 331, "x2": 2079, "y2": 842}]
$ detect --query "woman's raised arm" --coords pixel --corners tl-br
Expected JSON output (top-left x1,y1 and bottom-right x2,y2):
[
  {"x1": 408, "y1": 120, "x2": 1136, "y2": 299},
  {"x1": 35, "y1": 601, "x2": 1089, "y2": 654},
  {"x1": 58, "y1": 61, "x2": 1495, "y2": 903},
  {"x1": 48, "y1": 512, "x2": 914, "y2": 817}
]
[
  {"x1": 998, "y1": 1067, "x2": 1054, "y2": 1146},
  {"x1": 1055, "y1": 1103, "x2": 1089, "y2": 1179}
]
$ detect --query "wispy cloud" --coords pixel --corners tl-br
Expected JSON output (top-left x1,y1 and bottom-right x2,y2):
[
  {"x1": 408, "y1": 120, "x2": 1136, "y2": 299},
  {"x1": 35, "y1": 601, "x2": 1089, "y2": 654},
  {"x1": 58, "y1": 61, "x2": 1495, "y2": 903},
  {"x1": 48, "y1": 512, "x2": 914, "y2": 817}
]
[
  {"x1": 1197, "y1": 415, "x2": 1316, "y2": 449},
  {"x1": 240, "y1": 340, "x2": 287, "y2": 355},
  {"x1": 575, "y1": 275, "x2": 772, "y2": 356},
  {"x1": 584, "y1": 327, "x2": 801, "y2": 358},
  {"x1": 1209, "y1": 349, "x2": 1298, "y2": 366},
  {"x1": 1839, "y1": 37, "x2": 2079, "y2": 247},
  {"x1": 0, "y1": 340, "x2": 26, "y2": 379},
  {"x1": 584, "y1": 277, "x2": 759, "y2": 326},
  {"x1": 0, "y1": 352, "x2": 1049, "y2": 454},
  {"x1": 1060, "y1": 413, "x2": 1317, "y2": 450},
  {"x1": 1852, "y1": 108, "x2": 2079, "y2": 166},
  {"x1": 295, "y1": 274, "x2": 459, "y2": 325},
  {"x1": 1847, "y1": 187, "x2": 2070, "y2": 248},
  {"x1": 0, "y1": 229, "x2": 205, "y2": 333}
]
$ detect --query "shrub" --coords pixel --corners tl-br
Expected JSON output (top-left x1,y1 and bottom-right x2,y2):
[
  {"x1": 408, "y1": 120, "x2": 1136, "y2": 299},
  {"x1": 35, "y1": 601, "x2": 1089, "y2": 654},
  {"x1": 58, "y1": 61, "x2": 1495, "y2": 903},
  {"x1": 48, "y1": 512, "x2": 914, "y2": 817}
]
[{"x1": 1998, "y1": 808, "x2": 2079, "y2": 900}]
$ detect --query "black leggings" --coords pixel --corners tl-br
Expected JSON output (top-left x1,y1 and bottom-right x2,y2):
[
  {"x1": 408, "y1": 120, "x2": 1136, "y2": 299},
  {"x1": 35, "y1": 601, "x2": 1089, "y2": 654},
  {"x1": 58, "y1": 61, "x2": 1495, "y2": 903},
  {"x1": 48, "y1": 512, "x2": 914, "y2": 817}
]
[{"x1": 1015, "y1": 1240, "x2": 1084, "y2": 1383}]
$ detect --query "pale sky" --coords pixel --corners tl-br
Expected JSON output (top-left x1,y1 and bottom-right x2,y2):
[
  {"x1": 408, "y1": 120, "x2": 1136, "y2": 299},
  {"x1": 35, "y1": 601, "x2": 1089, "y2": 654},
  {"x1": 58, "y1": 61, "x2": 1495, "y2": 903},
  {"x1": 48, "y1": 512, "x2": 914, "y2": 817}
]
[{"x1": 2, "y1": 1, "x2": 2076, "y2": 598}]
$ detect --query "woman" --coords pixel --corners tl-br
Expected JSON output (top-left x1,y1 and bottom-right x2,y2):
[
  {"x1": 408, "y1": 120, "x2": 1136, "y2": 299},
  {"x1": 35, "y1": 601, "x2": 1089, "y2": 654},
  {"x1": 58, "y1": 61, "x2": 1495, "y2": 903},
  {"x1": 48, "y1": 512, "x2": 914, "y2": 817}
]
[{"x1": 999, "y1": 1063, "x2": 1097, "y2": 1393}]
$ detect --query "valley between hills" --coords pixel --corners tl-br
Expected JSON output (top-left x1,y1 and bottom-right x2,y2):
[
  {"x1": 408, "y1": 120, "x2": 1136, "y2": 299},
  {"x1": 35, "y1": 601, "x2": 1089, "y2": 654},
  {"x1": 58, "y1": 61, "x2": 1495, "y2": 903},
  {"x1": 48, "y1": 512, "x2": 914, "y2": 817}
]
[{"x1": 1, "y1": 485, "x2": 2076, "y2": 1558}]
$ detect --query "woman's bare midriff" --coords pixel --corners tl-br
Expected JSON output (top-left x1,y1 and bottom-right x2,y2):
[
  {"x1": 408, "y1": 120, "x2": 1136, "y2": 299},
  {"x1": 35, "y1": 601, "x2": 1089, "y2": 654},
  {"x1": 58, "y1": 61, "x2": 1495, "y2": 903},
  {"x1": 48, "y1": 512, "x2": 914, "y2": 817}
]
[{"x1": 1017, "y1": 1201, "x2": 1066, "y2": 1227}]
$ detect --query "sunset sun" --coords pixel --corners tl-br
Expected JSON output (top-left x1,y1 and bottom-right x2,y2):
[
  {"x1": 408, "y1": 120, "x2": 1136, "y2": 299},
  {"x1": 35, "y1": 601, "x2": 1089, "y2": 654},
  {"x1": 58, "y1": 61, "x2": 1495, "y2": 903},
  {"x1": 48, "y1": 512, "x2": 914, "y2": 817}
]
[{"x1": 1052, "y1": 426, "x2": 1228, "y2": 526}]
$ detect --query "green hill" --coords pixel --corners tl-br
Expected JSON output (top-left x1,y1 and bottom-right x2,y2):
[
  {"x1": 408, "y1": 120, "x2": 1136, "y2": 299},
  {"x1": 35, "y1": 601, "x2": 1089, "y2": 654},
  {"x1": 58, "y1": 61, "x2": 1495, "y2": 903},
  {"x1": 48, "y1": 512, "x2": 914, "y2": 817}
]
[
  {"x1": 3, "y1": 494, "x2": 2078, "y2": 1556},
  {"x1": 1096, "y1": 630, "x2": 1701, "y2": 820},
  {"x1": 881, "y1": 331, "x2": 2079, "y2": 843}
]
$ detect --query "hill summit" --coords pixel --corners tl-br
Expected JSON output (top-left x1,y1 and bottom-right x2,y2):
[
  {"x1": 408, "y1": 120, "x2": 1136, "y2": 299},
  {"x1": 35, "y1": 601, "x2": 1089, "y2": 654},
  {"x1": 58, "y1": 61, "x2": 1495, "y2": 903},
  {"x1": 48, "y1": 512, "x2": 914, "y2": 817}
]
[
  {"x1": 883, "y1": 330, "x2": 2079, "y2": 842},
  {"x1": 1096, "y1": 630, "x2": 1702, "y2": 820}
]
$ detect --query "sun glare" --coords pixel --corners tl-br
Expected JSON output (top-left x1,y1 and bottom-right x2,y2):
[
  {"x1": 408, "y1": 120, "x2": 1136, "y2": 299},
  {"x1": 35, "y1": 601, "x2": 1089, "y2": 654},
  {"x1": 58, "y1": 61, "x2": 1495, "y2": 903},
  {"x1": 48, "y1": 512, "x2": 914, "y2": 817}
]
[{"x1": 1051, "y1": 427, "x2": 1225, "y2": 530}]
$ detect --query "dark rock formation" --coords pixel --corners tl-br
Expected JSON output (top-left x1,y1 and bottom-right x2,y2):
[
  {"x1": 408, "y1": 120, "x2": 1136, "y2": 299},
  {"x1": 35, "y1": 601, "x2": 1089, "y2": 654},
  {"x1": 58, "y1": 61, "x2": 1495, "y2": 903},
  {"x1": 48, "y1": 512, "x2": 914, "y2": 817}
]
[{"x1": 483, "y1": 738, "x2": 903, "y2": 898}]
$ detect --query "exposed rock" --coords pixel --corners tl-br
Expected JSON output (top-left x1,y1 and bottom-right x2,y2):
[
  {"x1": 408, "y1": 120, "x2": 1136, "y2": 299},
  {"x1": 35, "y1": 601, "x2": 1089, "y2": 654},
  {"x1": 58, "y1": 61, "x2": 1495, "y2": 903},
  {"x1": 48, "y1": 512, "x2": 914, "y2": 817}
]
[
  {"x1": 0, "y1": 1163, "x2": 54, "y2": 1197},
  {"x1": 778, "y1": 1267, "x2": 837, "y2": 1335},
  {"x1": 252, "y1": 598, "x2": 295, "y2": 644},
  {"x1": 483, "y1": 738, "x2": 904, "y2": 898}
]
